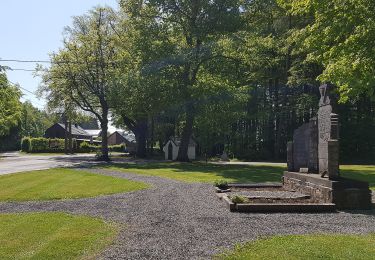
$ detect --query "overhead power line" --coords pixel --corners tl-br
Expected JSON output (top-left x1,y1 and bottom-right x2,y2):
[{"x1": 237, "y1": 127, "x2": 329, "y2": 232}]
[
  {"x1": 0, "y1": 59, "x2": 51, "y2": 63},
  {"x1": 7, "y1": 68, "x2": 37, "y2": 72},
  {"x1": 8, "y1": 80, "x2": 36, "y2": 95}
]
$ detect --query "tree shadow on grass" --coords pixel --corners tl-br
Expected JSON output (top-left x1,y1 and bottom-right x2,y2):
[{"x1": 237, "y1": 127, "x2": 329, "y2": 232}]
[
  {"x1": 103, "y1": 162, "x2": 285, "y2": 183},
  {"x1": 341, "y1": 169, "x2": 375, "y2": 190}
]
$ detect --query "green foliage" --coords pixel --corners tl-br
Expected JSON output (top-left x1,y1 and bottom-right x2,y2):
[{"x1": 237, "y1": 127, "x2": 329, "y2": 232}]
[
  {"x1": 79, "y1": 141, "x2": 107, "y2": 153},
  {"x1": 0, "y1": 72, "x2": 22, "y2": 137},
  {"x1": 109, "y1": 144, "x2": 125, "y2": 153},
  {"x1": 279, "y1": 0, "x2": 375, "y2": 101},
  {"x1": 0, "y1": 168, "x2": 150, "y2": 201},
  {"x1": 214, "y1": 180, "x2": 229, "y2": 190},
  {"x1": 79, "y1": 141, "x2": 91, "y2": 152},
  {"x1": 22, "y1": 137, "x2": 65, "y2": 153},
  {"x1": 218, "y1": 234, "x2": 375, "y2": 259},
  {"x1": 230, "y1": 195, "x2": 249, "y2": 204},
  {"x1": 39, "y1": 7, "x2": 118, "y2": 160},
  {"x1": 0, "y1": 212, "x2": 117, "y2": 259},
  {"x1": 19, "y1": 101, "x2": 53, "y2": 137},
  {"x1": 29, "y1": 137, "x2": 49, "y2": 153},
  {"x1": 32, "y1": 1, "x2": 375, "y2": 162},
  {"x1": 21, "y1": 137, "x2": 31, "y2": 152}
]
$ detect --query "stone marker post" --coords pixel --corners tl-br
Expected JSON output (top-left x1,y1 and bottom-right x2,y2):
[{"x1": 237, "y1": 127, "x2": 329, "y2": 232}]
[{"x1": 318, "y1": 84, "x2": 340, "y2": 180}]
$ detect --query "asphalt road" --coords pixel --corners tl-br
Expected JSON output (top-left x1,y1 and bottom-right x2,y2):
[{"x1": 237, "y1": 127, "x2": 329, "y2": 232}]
[{"x1": 0, "y1": 152, "x2": 98, "y2": 175}]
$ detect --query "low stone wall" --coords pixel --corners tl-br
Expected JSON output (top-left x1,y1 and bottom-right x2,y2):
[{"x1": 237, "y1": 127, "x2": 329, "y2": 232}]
[{"x1": 283, "y1": 171, "x2": 372, "y2": 210}]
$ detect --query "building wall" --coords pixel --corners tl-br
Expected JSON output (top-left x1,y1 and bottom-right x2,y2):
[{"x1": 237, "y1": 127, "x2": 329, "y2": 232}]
[
  {"x1": 163, "y1": 141, "x2": 196, "y2": 160},
  {"x1": 108, "y1": 132, "x2": 122, "y2": 145}
]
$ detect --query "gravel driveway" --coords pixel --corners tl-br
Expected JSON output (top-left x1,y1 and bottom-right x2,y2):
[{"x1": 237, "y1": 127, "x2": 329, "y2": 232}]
[{"x1": 1, "y1": 168, "x2": 375, "y2": 259}]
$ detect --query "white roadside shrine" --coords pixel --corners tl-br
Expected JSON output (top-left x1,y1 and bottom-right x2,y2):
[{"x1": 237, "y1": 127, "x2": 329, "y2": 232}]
[{"x1": 163, "y1": 137, "x2": 196, "y2": 160}]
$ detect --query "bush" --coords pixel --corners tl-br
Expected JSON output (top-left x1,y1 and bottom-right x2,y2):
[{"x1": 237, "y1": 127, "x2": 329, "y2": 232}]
[
  {"x1": 109, "y1": 144, "x2": 125, "y2": 153},
  {"x1": 21, "y1": 137, "x2": 31, "y2": 152},
  {"x1": 21, "y1": 137, "x2": 65, "y2": 153},
  {"x1": 79, "y1": 141, "x2": 91, "y2": 153},
  {"x1": 78, "y1": 141, "x2": 100, "y2": 153},
  {"x1": 48, "y1": 138, "x2": 65, "y2": 152},
  {"x1": 230, "y1": 195, "x2": 249, "y2": 204},
  {"x1": 214, "y1": 180, "x2": 229, "y2": 190},
  {"x1": 30, "y1": 138, "x2": 49, "y2": 153}
]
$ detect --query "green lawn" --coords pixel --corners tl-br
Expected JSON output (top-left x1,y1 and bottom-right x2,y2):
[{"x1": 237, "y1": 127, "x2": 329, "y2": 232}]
[
  {"x1": 105, "y1": 162, "x2": 284, "y2": 183},
  {"x1": 0, "y1": 168, "x2": 149, "y2": 201},
  {"x1": 218, "y1": 234, "x2": 375, "y2": 260},
  {"x1": 0, "y1": 212, "x2": 117, "y2": 259},
  {"x1": 106, "y1": 162, "x2": 375, "y2": 190},
  {"x1": 341, "y1": 165, "x2": 375, "y2": 190}
]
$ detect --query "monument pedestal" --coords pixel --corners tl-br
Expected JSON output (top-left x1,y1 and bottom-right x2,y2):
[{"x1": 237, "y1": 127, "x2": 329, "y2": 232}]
[{"x1": 283, "y1": 171, "x2": 372, "y2": 210}]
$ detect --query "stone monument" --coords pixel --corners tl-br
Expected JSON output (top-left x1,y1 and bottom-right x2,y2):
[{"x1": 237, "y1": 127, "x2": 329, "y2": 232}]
[
  {"x1": 283, "y1": 84, "x2": 372, "y2": 210},
  {"x1": 220, "y1": 151, "x2": 230, "y2": 162},
  {"x1": 318, "y1": 84, "x2": 339, "y2": 180}
]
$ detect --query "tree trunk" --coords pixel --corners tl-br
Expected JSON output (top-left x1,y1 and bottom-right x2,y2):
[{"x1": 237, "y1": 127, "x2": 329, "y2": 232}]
[
  {"x1": 122, "y1": 115, "x2": 148, "y2": 158},
  {"x1": 134, "y1": 120, "x2": 148, "y2": 158},
  {"x1": 177, "y1": 105, "x2": 195, "y2": 162},
  {"x1": 99, "y1": 107, "x2": 109, "y2": 161}
]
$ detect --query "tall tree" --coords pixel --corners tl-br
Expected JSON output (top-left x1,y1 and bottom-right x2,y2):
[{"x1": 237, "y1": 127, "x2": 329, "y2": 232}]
[
  {"x1": 20, "y1": 101, "x2": 53, "y2": 138},
  {"x1": 278, "y1": 0, "x2": 375, "y2": 101},
  {"x1": 0, "y1": 69, "x2": 22, "y2": 137},
  {"x1": 122, "y1": 0, "x2": 242, "y2": 161},
  {"x1": 110, "y1": 4, "x2": 176, "y2": 157},
  {"x1": 39, "y1": 7, "x2": 119, "y2": 160}
]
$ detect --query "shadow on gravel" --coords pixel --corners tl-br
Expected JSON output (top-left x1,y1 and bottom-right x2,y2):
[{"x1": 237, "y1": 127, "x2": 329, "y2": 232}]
[{"x1": 340, "y1": 207, "x2": 375, "y2": 216}]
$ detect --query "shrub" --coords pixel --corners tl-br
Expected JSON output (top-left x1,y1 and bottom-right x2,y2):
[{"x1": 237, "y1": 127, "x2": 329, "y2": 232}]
[
  {"x1": 214, "y1": 180, "x2": 229, "y2": 190},
  {"x1": 109, "y1": 144, "x2": 125, "y2": 153},
  {"x1": 30, "y1": 138, "x2": 49, "y2": 153},
  {"x1": 21, "y1": 137, "x2": 31, "y2": 152},
  {"x1": 230, "y1": 195, "x2": 249, "y2": 204},
  {"x1": 21, "y1": 137, "x2": 66, "y2": 153},
  {"x1": 79, "y1": 141, "x2": 91, "y2": 153},
  {"x1": 48, "y1": 138, "x2": 65, "y2": 152}
]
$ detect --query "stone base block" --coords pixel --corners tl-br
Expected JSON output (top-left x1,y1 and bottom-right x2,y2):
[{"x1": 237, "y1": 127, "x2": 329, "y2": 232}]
[{"x1": 283, "y1": 171, "x2": 372, "y2": 210}]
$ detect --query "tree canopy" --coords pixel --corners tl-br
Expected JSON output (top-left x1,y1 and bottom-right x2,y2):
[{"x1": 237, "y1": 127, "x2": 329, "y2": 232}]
[
  {"x1": 34, "y1": 0, "x2": 375, "y2": 163},
  {"x1": 0, "y1": 70, "x2": 22, "y2": 137}
]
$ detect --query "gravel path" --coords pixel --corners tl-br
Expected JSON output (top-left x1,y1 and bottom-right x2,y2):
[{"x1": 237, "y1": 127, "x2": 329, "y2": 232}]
[{"x1": 1, "y1": 168, "x2": 375, "y2": 259}]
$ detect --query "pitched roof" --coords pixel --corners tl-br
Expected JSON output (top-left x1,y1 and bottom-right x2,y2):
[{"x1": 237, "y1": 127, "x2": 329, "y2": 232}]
[
  {"x1": 116, "y1": 131, "x2": 136, "y2": 143},
  {"x1": 85, "y1": 129, "x2": 101, "y2": 137},
  {"x1": 57, "y1": 123, "x2": 91, "y2": 137}
]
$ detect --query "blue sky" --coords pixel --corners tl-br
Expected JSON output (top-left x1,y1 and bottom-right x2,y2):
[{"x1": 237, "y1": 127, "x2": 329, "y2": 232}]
[{"x1": 0, "y1": 0, "x2": 118, "y2": 109}]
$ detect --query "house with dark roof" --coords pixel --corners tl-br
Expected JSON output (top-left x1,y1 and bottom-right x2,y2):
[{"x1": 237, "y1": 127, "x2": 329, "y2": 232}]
[
  {"x1": 163, "y1": 137, "x2": 196, "y2": 160},
  {"x1": 44, "y1": 123, "x2": 97, "y2": 142},
  {"x1": 107, "y1": 131, "x2": 137, "y2": 153}
]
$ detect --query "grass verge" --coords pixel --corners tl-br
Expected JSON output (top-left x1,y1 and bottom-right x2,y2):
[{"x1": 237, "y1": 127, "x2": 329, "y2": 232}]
[
  {"x1": 105, "y1": 162, "x2": 284, "y2": 183},
  {"x1": 105, "y1": 162, "x2": 375, "y2": 190},
  {"x1": 0, "y1": 212, "x2": 117, "y2": 259},
  {"x1": 0, "y1": 168, "x2": 149, "y2": 201},
  {"x1": 341, "y1": 165, "x2": 375, "y2": 190},
  {"x1": 218, "y1": 234, "x2": 375, "y2": 260}
]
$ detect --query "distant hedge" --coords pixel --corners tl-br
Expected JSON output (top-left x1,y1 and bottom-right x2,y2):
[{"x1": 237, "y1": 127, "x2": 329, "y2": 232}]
[
  {"x1": 21, "y1": 137, "x2": 125, "y2": 153},
  {"x1": 21, "y1": 137, "x2": 65, "y2": 153}
]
